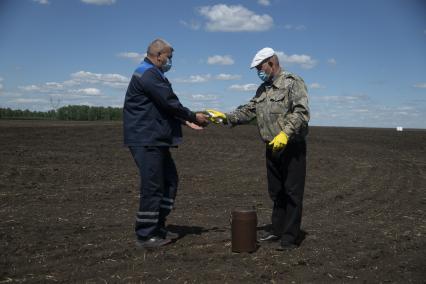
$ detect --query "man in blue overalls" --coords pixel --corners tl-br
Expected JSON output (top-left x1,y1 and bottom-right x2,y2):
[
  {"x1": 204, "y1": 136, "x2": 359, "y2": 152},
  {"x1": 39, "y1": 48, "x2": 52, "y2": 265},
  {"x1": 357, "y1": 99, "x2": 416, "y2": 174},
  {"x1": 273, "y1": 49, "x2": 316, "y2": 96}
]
[{"x1": 123, "y1": 38, "x2": 209, "y2": 248}]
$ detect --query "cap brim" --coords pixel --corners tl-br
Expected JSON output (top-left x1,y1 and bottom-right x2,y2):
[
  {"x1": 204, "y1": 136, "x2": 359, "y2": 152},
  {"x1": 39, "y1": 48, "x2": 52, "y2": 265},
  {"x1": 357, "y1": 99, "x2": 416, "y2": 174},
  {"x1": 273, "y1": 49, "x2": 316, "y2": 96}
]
[{"x1": 250, "y1": 61, "x2": 261, "y2": 69}]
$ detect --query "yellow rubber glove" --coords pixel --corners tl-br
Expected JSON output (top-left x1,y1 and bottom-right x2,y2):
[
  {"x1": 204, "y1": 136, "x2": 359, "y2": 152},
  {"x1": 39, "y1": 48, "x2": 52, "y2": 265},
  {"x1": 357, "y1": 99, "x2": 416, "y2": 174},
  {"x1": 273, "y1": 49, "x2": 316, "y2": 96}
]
[
  {"x1": 206, "y1": 109, "x2": 227, "y2": 124},
  {"x1": 269, "y1": 131, "x2": 289, "y2": 151}
]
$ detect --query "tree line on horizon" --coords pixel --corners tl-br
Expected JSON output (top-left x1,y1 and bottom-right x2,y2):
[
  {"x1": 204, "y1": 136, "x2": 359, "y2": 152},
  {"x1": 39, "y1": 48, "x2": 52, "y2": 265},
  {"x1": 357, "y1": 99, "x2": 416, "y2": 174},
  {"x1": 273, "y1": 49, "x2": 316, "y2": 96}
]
[
  {"x1": 0, "y1": 105, "x2": 259, "y2": 125},
  {"x1": 0, "y1": 105, "x2": 123, "y2": 121}
]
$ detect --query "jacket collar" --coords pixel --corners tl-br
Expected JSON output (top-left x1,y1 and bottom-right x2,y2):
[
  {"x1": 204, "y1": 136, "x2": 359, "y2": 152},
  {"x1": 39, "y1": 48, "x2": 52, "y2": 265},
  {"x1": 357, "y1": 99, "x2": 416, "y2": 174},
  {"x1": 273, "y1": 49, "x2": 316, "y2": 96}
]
[
  {"x1": 143, "y1": 57, "x2": 166, "y2": 78},
  {"x1": 143, "y1": 57, "x2": 155, "y2": 67},
  {"x1": 267, "y1": 71, "x2": 294, "y2": 89}
]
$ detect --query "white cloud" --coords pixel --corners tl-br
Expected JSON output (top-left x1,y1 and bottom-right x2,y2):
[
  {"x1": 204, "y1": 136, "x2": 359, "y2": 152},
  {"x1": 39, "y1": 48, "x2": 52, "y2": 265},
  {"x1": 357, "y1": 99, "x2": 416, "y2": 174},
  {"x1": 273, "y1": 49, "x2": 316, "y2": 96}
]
[
  {"x1": 0, "y1": 77, "x2": 3, "y2": 93},
  {"x1": 45, "y1": 82, "x2": 67, "y2": 89},
  {"x1": 117, "y1": 52, "x2": 145, "y2": 63},
  {"x1": 312, "y1": 99, "x2": 425, "y2": 128},
  {"x1": 174, "y1": 74, "x2": 212, "y2": 83},
  {"x1": 229, "y1": 84, "x2": 258, "y2": 92},
  {"x1": 258, "y1": 0, "x2": 270, "y2": 6},
  {"x1": 309, "y1": 83, "x2": 325, "y2": 89},
  {"x1": 276, "y1": 51, "x2": 317, "y2": 69},
  {"x1": 18, "y1": 71, "x2": 127, "y2": 96},
  {"x1": 191, "y1": 94, "x2": 218, "y2": 101},
  {"x1": 33, "y1": 0, "x2": 49, "y2": 4},
  {"x1": 215, "y1": 74, "x2": 241, "y2": 80},
  {"x1": 10, "y1": 98, "x2": 48, "y2": 104},
  {"x1": 19, "y1": 81, "x2": 76, "y2": 93},
  {"x1": 396, "y1": 106, "x2": 415, "y2": 111},
  {"x1": 198, "y1": 4, "x2": 273, "y2": 32},
  {"x1": 174, "y1": 73, "x2": 241, "y2": 83},
  {"x1": 284, "y1": 24, "x2": 306, "y2": 31},
  {"x1": 81, "y1": 0, "x2": 116, "y2": 5},
  {"x1": 75, "y1": 88, "x2": 101, "y2": 96},
  {"x1": 1, "y1": 91, "x2": 22, "y2": 98},
  {"x1": 353, "y1": 108, "x2": 369, "y2": 113},
  {"x1": 4, "y1": 70, "x2": 128, "y2": 110},
  {"x1": 207, "y1": 55, "x2": 234, "y2": 65},
  {"x1": 19, "y1": 84, "x2": 101, "y2": 97},
  {"x1": 71, "y1": 71, "x2": 128, "y2": 88},
  {"x1": 19, "y1": 85, "x2": 41, "y2": 92},
  {"x1": 315, "y1": 95, "x2": 366, "y2": 103},
  {"x1": 180, "y1": 20, "x2": 201, "y2": 30},
  {"x1": 16, "y1": 71, "x2": 127, "y2": 107},
  {"x1": 328, "y1": 58, "x2": 337, "y2": 65},
  {"x1": 178, "y1": 92, "x2": 221, "y2": 110},
  {"x1": 413, "y1": 83, "x2": 426, "y2": 88},
  {"x1": 187, "y1": 101, "x2": 220, "y2": 111},
  {"x1": 78, "y1": 102, "x2": 96, "y2": 106}
]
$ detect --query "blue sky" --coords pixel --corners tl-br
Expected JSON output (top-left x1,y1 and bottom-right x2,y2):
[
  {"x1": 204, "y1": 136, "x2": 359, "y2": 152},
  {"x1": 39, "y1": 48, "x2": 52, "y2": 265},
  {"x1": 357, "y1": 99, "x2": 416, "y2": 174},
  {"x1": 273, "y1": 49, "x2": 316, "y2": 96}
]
[{"x1": 0, "y1": 0, "x2": 425, "y2": 128}]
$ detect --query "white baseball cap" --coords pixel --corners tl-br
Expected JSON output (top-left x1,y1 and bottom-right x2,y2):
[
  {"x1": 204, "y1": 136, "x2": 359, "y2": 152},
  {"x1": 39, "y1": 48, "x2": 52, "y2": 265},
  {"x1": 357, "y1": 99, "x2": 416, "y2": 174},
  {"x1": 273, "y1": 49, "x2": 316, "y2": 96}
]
[{"x1": 250, "y1": 47, "x2": 275, "y2": 68}]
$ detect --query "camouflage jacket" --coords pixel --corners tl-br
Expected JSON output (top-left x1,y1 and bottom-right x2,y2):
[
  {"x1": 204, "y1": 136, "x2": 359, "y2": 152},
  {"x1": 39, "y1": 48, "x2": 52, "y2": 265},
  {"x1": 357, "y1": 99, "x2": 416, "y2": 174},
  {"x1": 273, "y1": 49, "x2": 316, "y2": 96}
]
[{"x1": 226, "y1": 71, "x2": 310, "y2": 143}]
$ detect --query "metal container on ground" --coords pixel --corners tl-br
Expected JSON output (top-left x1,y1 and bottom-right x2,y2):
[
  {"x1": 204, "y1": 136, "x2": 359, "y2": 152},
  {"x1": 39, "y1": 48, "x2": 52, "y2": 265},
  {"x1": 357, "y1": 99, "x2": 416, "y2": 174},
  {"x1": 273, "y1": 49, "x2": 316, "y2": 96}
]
[{"x1": 231, "y1": 207, "x2": 258, "y2": 253}]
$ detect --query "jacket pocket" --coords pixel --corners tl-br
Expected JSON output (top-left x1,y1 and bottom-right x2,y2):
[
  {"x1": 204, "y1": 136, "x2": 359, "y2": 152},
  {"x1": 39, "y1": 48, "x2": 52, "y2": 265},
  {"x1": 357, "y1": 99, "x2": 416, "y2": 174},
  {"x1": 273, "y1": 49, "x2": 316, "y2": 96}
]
[
  {"x1": 252, "y1": 92, "x2": 267, "y2": 103},
  {"x1": 269, "y1": 90, "x2": 289, "y2": 114},
  {"x1": 155, "y1": 118, "x2": 172, "y2": 138}
]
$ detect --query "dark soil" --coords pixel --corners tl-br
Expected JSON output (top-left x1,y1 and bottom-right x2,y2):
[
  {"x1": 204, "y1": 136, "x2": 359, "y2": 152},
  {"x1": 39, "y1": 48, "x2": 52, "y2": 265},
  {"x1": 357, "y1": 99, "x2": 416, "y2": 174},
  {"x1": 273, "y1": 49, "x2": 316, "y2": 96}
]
[{"x1": 1, "y1": 120, "x2": 425, "y2": 283}]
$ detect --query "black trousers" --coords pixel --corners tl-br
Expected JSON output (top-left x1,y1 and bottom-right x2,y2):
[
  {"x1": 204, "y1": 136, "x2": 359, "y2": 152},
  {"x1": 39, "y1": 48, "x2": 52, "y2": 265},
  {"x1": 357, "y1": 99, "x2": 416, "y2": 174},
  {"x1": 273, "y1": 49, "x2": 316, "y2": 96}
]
[
  {"x1": 129, "y1": 146, "x2": 178, "y2": 238},
  {"x1": 265, "y1": 140, "x2": 306, "y2": 244}
]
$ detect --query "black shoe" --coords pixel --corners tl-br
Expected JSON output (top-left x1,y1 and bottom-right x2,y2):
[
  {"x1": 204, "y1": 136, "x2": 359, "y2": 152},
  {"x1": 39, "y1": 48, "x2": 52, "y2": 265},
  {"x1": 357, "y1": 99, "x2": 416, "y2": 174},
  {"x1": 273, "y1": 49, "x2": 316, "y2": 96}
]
[
  {"x1": 136, "y1": 236, "x2": 172, "y2": 248},
  {"x1": 158, "y1": 228, "x2": 179, "y2": 240},
  {"x1": 259, "y1": 233, "x2": 281, "y2": 242},
  {"x1": 277, "y1": 242, "x2": 298, "y2": 251}
]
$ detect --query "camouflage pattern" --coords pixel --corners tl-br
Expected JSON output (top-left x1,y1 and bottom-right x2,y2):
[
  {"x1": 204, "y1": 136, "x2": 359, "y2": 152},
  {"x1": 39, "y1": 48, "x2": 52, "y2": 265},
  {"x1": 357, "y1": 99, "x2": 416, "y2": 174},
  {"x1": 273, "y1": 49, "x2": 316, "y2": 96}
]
[{"x1": 226, "y1": 71, "x2": 310, "y2": 142}]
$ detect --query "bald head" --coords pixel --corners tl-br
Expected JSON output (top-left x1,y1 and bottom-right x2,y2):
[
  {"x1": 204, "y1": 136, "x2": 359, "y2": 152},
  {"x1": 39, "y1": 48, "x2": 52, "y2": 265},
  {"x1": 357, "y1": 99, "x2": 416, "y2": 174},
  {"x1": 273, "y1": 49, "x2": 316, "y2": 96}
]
[
  {"x1": 147, "y1": 38, "x2": 173, "y2": 57},
  {"x1": 145, "y1": 38, "x2": 174, "y2": 70}
]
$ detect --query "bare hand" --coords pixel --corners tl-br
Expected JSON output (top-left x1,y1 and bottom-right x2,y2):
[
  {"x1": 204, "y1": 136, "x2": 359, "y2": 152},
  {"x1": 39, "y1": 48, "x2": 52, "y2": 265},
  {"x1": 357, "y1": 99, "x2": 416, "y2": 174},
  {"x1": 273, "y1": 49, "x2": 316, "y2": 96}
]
[
  {"x1": 195, "y1": 112, "x2": 209, "y2": 127},
  {"x1": 185, "y1": 121, "x2": 204, "y2": 130}
]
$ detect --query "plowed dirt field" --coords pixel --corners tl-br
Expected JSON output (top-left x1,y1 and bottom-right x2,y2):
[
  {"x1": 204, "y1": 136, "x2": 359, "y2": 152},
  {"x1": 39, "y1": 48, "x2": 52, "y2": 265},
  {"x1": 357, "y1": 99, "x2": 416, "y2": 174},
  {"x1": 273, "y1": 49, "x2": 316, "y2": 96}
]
[{"x1": 1, "y1": 120, "x2": 425, "y2": 283}]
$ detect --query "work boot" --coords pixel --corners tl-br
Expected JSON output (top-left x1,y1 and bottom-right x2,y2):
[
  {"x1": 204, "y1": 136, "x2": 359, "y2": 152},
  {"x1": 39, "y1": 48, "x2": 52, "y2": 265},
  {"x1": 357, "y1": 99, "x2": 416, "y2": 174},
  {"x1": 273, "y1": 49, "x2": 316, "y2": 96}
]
[
  {"x1": 136, "y1": 236, "x2": 171, "y2": 248},
  {"x1": 158, "y1": 228, "x2": 179, "y2": 240},
  {"x1": 277, "y1": 241, "x2": 299, "y2": 251},
  {"x1": 259, "y1": 233, "x2": 281, "y2": 242}
]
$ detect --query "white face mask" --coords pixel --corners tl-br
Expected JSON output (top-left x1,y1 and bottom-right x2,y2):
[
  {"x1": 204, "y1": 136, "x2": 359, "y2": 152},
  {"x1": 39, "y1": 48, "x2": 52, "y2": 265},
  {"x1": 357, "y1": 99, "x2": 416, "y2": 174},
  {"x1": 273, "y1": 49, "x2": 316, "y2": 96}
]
[
  {"x1": 161, "y1": 57, "x2": 172, "y2": 72},
  {"x1": 257, "y1": 70, "x2": 271, "y2": 82}
]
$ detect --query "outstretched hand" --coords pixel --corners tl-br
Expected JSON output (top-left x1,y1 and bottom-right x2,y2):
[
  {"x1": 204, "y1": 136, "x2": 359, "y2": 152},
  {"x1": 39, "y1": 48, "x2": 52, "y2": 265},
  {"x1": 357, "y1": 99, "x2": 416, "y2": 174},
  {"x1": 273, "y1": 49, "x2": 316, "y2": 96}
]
[
  {"x1": 185, "y1": 121, "x2": 204, "y2": 130},
  {"x1": 195, "y1": 112, "x2": 210, "y2": 127}
]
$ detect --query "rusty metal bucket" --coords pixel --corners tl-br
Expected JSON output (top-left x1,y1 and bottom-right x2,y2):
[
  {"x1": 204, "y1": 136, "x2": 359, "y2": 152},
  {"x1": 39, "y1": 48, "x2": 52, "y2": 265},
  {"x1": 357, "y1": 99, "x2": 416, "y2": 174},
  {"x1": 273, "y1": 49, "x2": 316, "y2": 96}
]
[{"x1": 231, "y1": 207, "x2": 258, "y2": 253}]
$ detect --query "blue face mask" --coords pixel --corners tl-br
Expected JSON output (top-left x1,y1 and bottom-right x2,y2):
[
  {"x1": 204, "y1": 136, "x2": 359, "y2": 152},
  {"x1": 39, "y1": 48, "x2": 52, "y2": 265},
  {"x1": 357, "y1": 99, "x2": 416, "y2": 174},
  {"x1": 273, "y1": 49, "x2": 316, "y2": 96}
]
[
  {"x1": 161, "y1": 57, "x2": 172, "y2": 73},
  {"x1": 257, "y1": 70, "x2": 270, "y2": 82}
]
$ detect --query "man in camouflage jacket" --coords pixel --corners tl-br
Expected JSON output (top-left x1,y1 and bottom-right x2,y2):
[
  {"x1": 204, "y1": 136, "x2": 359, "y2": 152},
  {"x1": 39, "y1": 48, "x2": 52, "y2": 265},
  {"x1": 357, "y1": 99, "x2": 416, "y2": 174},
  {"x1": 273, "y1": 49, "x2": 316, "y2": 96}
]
[{"x1": 207, "y1": 47, "x2": 309, "y2": 250}]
